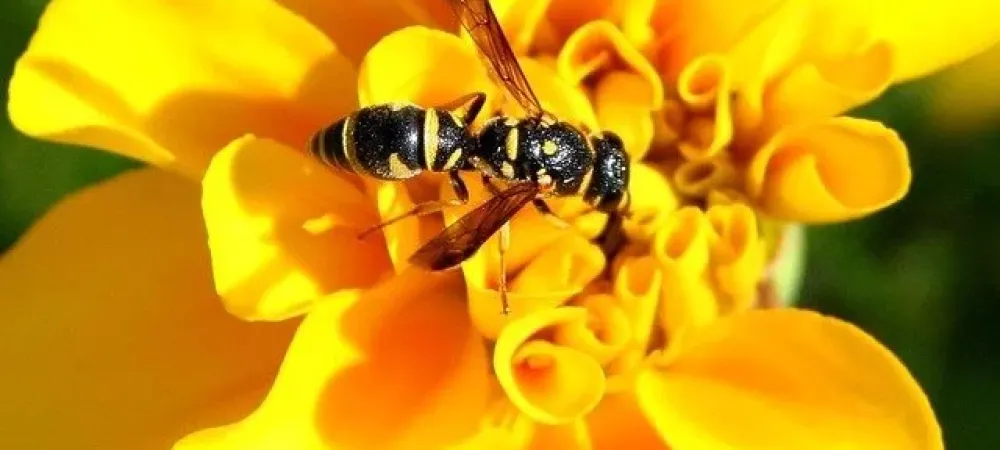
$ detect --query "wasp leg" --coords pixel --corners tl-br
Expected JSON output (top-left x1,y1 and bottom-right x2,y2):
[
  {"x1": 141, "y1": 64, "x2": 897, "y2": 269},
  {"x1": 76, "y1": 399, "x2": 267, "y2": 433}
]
[
  {"x1": 482, "y1": 173, "x2": 502, "y2": 195},
  {"x1": 437, "y1": 92, "x2": 487, "y2": 126},
  {"x1": 532, "y1": 198, "x2": 571, "y2": 230},
  {"x1": 358, "y1": 171, "x2": 469, "y2": 239},
  {"x1": 498, "y1": 220, "x2": 512, "y2": 315}
]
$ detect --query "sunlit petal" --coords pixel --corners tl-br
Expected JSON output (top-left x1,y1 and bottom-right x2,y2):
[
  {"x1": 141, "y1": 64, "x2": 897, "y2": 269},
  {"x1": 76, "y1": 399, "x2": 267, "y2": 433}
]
[
  {"x1": 637, "y1": 309, "x2": 941, "y2": 450},
  {"x1": 0, "y1": 169, "x2": 296, "y2": 449},
  {"x1": 8, "y1": 0, "x2": 355, "y2": 178}
]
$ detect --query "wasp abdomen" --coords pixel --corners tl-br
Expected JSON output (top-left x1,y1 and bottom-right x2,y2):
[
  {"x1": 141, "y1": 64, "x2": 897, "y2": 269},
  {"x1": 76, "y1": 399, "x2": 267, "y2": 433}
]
[{"x1": 310, "y1": 103, "x2": 426, "y2": 181}]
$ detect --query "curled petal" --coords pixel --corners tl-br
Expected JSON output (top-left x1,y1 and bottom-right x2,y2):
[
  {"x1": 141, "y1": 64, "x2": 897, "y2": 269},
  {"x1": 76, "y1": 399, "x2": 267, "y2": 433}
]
[
  {"x1": 607, "y1": 256, "x2": 663, "y2": 383},
  {"x1": 359, "y1": 26, "x2": 497, "y2": 121},
  {"x1": 555, "y1": 294, "x2": 632, "y2": 365},
  {"x1": 672, "y1": 156, "x2": 738, "y2": 199},
  {"x1": 0, "y1": 169, "x2": 296, "y2": 450},
  {"x1": 706, "y1": 203, "x2": 767, "y2": 313},
  {"x1": 201, "y1": 135, "x2": 391, "y2": 321},
  {"x1": 636, "y1": 309, "x2": 942, "y2": 450},
  {"x1": 650, "y1": 206, "x2": 711, "y2": 274},
  {"x1": 613, "y1": 256, "x2": 663, "y2": 352},
  {"x1": 469, "y1": 233, "x2": 605, "y2": 340},
  {"x1": 8, "y1": 0, "x2": 354, "y2": 178},
  {"x1": 178, "y1": 269, "x2": 492, "y2": 450},
  {"x1": 675, "y1": 55, "x2": 734, "y2": 161},
  {"x1": 559, "y1": 21, "x2": 663, "y2": 106},
  {"x1": 746, "y1": 117, "x2": 911, "y2": 223},
  {"x1": 622, "y1": 163, "x2": 679, "y2": 242},
  {"x1": 755, "y1": 35, "x2": 894, "y2": 132},
  {"x1": 494, "y1": 308, "x2": 607, "y2": 425},
  {"x1": 652, "y1": 208, "x2": 718, "y2": 338},
  {"x1": 592, "y1": 71, "x2": 656, "y2": 159},
  {"x1": 658, "y1": 259, "x2": 719, "y2": 340},
  {"x1": 559, "y1": 21, "x2": 662, "y2": 156}
]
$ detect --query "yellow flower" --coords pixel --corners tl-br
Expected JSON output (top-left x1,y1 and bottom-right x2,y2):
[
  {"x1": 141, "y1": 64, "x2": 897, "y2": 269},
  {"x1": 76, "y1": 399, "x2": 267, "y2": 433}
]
[
  {"x1": 928, "y1": 41, "x2": 1000, "y2": 132},
  {"x1": 4, "y1": 0, "x2": 999, "y2": 448}
]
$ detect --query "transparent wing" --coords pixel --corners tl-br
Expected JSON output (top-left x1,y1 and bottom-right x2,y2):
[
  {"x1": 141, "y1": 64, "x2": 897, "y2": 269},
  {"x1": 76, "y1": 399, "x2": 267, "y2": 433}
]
[
  {"x1": 446, "y1": 0, "x2": 544, "y2": 117},
  {"x1": 409, "y1": 182, "x2": 538, "y2": 270}
]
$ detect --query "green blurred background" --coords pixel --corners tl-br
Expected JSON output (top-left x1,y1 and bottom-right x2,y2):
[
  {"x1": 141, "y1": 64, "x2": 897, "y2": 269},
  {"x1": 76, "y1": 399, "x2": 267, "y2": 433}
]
[{"x1": 2, "y1": 1, "x2": 998, "y2": 448}]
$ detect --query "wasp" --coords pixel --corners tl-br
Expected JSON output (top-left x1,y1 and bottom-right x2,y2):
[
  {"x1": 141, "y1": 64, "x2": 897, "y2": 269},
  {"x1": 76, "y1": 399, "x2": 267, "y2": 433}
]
[{"x1": 308, "y1": 0, "x2": 631, "y2": 314}]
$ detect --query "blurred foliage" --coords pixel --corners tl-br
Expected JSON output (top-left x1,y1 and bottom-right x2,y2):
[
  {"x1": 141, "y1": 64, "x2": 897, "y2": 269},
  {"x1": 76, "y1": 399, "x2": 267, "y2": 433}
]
[{"x1": 0, "y1": 1, "x2": 997, "y2": 449}]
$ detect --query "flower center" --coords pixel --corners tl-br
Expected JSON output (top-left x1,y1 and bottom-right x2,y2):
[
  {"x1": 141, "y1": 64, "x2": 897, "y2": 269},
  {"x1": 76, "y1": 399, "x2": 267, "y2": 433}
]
[{"x1": 478, "y1": 30, "x2": 779, "y2": 426}]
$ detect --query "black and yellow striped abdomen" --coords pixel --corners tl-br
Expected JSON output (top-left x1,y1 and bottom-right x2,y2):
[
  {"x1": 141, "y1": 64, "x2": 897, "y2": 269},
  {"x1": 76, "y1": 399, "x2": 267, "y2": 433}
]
[{"x1": 310, "y1": 103, "x2": 473, "y2": 181}]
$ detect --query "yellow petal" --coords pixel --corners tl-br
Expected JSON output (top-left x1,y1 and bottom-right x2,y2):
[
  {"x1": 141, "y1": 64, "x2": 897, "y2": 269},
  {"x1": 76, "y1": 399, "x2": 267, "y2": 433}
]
[
  {"x1": 0, "y1": 168, "x2": 296, "y2": 450},
  {"x1": 621, "y1": 163, "x2": 679, "y2": 241},
  {"x1": 468, "y1": 232, "x2": 605, "y2": 340},
  {"x1": 730, "y1": 4, "x2": 896, "y2": 133},
  {"x1": 177, "y1": 269, "x2": 491, "y2": 450},
  {"x1": 839, "y1": 0, "x2": 1000, "y2": 82},
  {"x1": 929, "y1": 42, "x2": 1000, "y2": 132},
  {"x1": 8, "y1": 0, "x2": 355, "y2": 179},
  {"x1": 278, "y1": 0, "x2": 439, "y2": 65},
  {"x1": 494, "y1": 308, "x2": 607, "y2": 425},
  {"x1": 675, "y1": 54, "x2": 734, "y2": 161},
  {"x1": 706, "y1": 203, "x2": 766, "y2": 313},
  {"x1": 554, "y1": 294, "x2": 632, "y2": 366},
  {"x1": 358, "y1": 26, "x2": 496, "y2": 115},
  {"x1": 587, "y1": 392, "x2": 668, "y2": 450},
  {"x1": 746, "y1": 117, "x2": 911, "y2": 223},
  {"x1": 559, "y1": 21, "x2": 663, "y2": 157},
  {"x1": 201, "y1": 135, "x2": 391, "y2": 321},
  {"x1": 651, "y1": 207, "x2": 719, "y2": 337},
  {"x1": 654, "y1": 0, "x2": 787, "y2": 83},
  {"x1": 529, "y1": 421, "x2": 592, "y2": 450},
  {"x1": 636, "y1": 308, "x2": 942, "y2": 450},
  {"x1": 607, "y1": 256, "x2": 662, "y2": 379},
  {"x1": 491, "y1": 0, "x2": 554, "y2": 54}
]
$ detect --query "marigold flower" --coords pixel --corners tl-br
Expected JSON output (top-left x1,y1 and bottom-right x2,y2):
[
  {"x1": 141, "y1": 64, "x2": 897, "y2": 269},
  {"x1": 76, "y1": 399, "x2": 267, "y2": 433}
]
[{"x1": 4, "y1": 0, "x2": 1000, "y2": 449}]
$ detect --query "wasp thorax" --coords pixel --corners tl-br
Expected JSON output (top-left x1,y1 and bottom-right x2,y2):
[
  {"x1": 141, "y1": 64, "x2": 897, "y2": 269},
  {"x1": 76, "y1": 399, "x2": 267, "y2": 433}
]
[
  {"x1": 476, "y1": 117, "x2": 594, "y2": 196},
  {"x1": 585, "y1": 132, "x2": 630, "y2": 213}
]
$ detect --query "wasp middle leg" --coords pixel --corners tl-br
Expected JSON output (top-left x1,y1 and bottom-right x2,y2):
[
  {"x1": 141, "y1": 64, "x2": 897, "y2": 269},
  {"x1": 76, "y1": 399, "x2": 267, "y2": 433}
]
[{"x1": 358, "y1": 171, "x2": 470, "y2": 239}]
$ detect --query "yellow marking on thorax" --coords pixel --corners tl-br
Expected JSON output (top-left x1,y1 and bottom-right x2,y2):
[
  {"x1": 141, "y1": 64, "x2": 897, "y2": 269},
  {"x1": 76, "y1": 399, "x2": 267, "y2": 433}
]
[
  {"x1": 424, "y1": 109, "x2": 440, "y2": 170},
  {"x1": 341, "y1": 116, "x2": 366, "y2": 175},
  {"x1": 504, "y1": 117, "x2": 519, "y2": 127},
  {"x1": 542, "y1": 140, "x2": 558, "y2": 156},
  {"x1": 500, "y1": 161, "x2": 516, "y2": 179},
  {"x1": 443, "y1": 149, "x2": 463, "y2": 170},
  {"x1": 578, "y1": 165, "x2": 595, "y2": 196},
  {"x1": 388, "y1": 153, "x2": 418, "y2": 178},
  {"x1": 505, "y1": 128, "x2": 519, "y2": 161}
]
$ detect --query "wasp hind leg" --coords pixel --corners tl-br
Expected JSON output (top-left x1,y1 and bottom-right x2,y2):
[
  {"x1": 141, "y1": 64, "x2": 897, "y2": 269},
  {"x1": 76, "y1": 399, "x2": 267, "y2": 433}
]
[
  {"x1": 498, "y1": 220, "x2": 512, "y2": 315},
  {"x1": 357, "y1": 171, "x2": 470, "y2": 239},
  {"x1": 437, "y1": 92, "x2": 487, "y2": 126}
]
